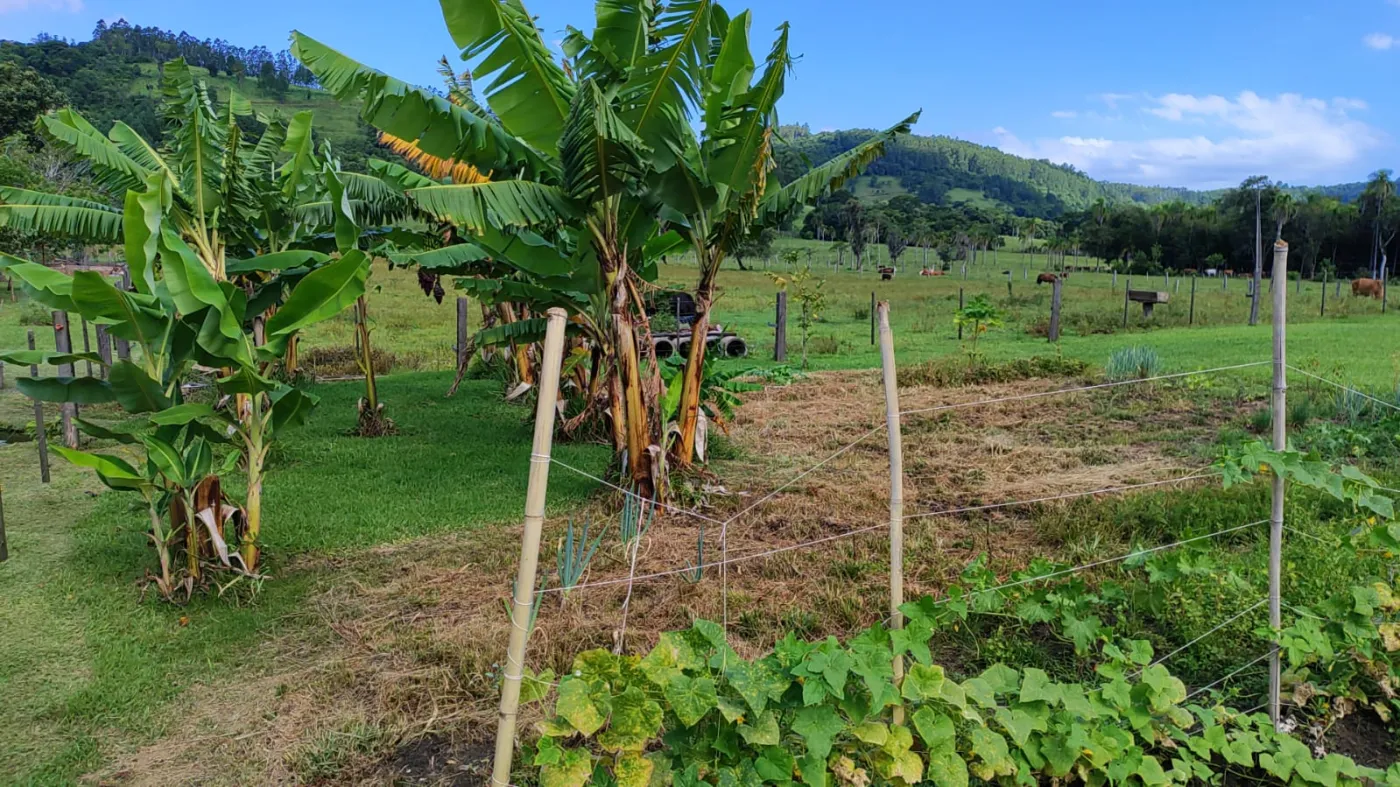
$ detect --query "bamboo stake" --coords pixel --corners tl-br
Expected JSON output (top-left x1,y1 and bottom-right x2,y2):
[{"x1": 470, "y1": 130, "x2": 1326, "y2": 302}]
[
  {"x1": 0, "y1": 483, "x2": 7, "y2": 562},
  {"x1": 877, "y1": 302, "x2": 905, "y2": 726},
  {"x1": 491, "y1": 308, "x2": 569, "y2": 787},
  {"x1": 1269, "y1": 241, "x2": 1288, "y2": 730}
]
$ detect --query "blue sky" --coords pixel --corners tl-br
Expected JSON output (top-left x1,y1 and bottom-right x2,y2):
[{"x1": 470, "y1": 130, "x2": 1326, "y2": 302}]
[{"x1": 3, "y1": 0, "x2": 1396, "y2": 189}]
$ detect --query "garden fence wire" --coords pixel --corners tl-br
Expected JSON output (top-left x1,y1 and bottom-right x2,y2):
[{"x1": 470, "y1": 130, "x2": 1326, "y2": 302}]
[{"x1": 500, "y1": 361, "x2": 1397, "y2": 780}]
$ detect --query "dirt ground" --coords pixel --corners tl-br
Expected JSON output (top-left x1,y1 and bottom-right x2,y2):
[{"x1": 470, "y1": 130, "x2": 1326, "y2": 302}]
[{"x1": 90, "y1": 369, "x2": 1242, "y2": 785}]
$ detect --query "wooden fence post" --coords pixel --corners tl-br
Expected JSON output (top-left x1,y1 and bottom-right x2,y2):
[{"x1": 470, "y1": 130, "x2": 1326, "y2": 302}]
[
  {"x1": 1048, "y1": 278, "x2": 1063, "y2": 342},
  {"x1": 28, "y1": 331, "x2": 50, "y2": 484},
  {"x1": 1382, "y1": 262, "x2": 1389, "y2": 314},
  {"x1": 1112, "y1": 271, "x2": 1117, "y2": 291},
  {"x1": 1006, "y1": 270, "x2": 1013, "y2": 298},
  {"x1": 80, "y1": 318, "x2": 94, "y2": 378},
  {"x1": 0, "y1": 483, "x2": 7, "y2": 563},
  {"x1": 95, "y1": 325, "x2": 112, "y2": 378},
  {"x1": 957, "y1": 288, "x2": 964, "y2": 340},
  {"x1": 877, "y1": 301, "x2": 906, "y2": 725},
  {"x1": 51, "y1": 312, "x2": 77, "y2": 449},
  {"x1": 456, "y1": 297, "x2": 470, "y2": 372},
  {"x1": 775, "y1": 291, "x2": 788, "y2": 363},
  {"x1": 1335, "y1": 277, "x2": 1342, "y2": 298},
  {"x1": 1320, "y1": 271, "x2": 1328, "y2": 317},
  {"x1": 1189, "y1": 276, "x2": 1197, "y2": 325},
  {"x1": 1268, "y1": 241, "x2": 1289, "y2": 730},
  {"x1": 1122, "y1": 279, "x2": 1131, "y2": 329},
  {"x1": 491, "y1": 308, "x2": 570, "y2": 787}
]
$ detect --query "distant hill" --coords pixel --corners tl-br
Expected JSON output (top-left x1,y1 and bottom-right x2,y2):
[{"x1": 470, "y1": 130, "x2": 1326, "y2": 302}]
[
  {"x1": 1, "y1": 21, "x2": 376, "y2": 169},
  {"x1": 775, "y1": 127, "x2": 1376, "y2": 219},
  {"x1": 775, "y1": 128, "x2": 1210, "y2": 219}
]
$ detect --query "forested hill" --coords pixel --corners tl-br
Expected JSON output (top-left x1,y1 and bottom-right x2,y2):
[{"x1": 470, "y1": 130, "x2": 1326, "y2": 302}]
[
  {"x1": 0, "y1": 20, "x2": 377, "y2": 168},
  {"x1": 775, "y1": 127, "x2": 1210, "y2": 218}
]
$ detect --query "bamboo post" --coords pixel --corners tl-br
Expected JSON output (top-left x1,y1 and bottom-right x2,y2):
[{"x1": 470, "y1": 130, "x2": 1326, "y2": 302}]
[
  {"x1": 51, "y1": 312, "x2": 77, "y2": 449},
  {"x1": 1049, "y1": 278, "x2": 1063, "y2": 342},
  {"x1": 80, "y1": 318, "x2": 93, "y2": 378},
  {"x1": 28, "y1": 331, "x2": 50, "y2": 484},
  {"x1": 456, "y1": 296, "x2": 470, "y2": 372},
  {"x1": 491, "y1": 308, "x2": 569, "y2": 787},
  {"x1": 876, "y1": 301, "x2": 905, "y2": 725},
  {"x1": 775, "y1": 291, "x2": 788, "y2": 363},
  {"x1": 95, "y1": 325, "x2": 112, "y2": 378},
  {"x1": 1269, "y1": 240, "x2": 1288, "y2": 730},
  {"x1": 1189, "y1": 276, "x2": 1197, "y2": 325},
  {"x1": 869, "y1": 291, "x2": 876, "y2": 345}
]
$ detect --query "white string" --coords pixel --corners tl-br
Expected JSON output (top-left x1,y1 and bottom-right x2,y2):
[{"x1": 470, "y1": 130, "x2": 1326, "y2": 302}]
[
  {"x1": 1284, "y1": 525, "x2": 1340, "y2": 546},
  {"x1": 1288, "y1": 367, "x2": 1400, "y2": 413},
  {"x1": 1185, "y1": 651, "x2": 1272, "y2": 702},
  {"x1": 548, "y1": 457, "x2": 729, "y2": 527},
  {"x1": 901, "y1": 470, "x2": 1220, "y2": 522},
  {"x1": 899, "y1": 362, "x2": 1271, "y2": 417},
  {"x1": 1131, "y1": 598, "x2": 1267, "y2": 678},
  {"x1": 915, "y1": 520, "x2": 1268, "y2": 609}
]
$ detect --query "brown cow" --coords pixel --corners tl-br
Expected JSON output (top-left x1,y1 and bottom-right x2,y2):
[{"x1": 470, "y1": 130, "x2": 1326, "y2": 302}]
[
  {"x1": 1036, "y1": 273, "x2": 1059, "y2": 285},
  {"x1": 1353, "y1": 278, "x2": 1384, "y2": 299},
  {"x1": 1223, "y1": 269, "x2": 1235, "y2": 277}
]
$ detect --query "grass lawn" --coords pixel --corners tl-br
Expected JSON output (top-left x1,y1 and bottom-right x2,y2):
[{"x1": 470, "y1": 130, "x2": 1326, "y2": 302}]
[{"x1": 0, "y1": 373, "x2": 608, "y2": 784}]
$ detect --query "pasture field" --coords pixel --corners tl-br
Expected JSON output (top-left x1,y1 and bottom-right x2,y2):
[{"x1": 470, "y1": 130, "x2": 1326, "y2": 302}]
[{"x1": 0, "y1": 250, "x2": 1398, "y2": 784}]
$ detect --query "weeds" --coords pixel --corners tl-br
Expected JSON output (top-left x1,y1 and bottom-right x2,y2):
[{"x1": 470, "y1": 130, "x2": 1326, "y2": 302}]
[{"x1": 898, "y1": 354, "x2": 1090, "y2": 387}]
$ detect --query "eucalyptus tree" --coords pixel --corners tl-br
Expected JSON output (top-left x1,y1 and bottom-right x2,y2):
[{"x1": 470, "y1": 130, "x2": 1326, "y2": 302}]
[
  {"x1": 294, "y1": 0, "x2": 914, "y2": 481},
  {"x1": 0, "y1": 60, "x2": 369, "y2": 589}
]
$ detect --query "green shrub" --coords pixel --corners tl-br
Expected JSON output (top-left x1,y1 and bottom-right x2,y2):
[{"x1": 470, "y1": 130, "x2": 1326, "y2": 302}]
[
  {"x1": 898, "y1": 355, "x2": 1089, "y2": 387},
  {"x1": 17, "y1": 301, "x2": 52, "y2": 326}
]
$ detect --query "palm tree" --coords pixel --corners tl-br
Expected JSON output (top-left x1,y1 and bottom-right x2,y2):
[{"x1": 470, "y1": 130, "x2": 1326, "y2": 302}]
[{"x1": 1363, "y1": 170, "x2": 1396, "y2": 277}]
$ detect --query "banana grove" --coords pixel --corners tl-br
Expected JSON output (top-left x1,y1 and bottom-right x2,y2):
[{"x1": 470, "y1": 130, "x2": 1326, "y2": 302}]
[
  {"x1": 291, "y1": 0, "x2": 919, "y2": 497},
  {"x1": 0, "y1": 61, "x2": 388, "y2": 597}
]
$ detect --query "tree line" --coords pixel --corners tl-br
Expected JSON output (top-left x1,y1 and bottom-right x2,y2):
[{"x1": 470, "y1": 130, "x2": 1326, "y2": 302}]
[{"x1": 791, "y1": 175, "x2": 1398, "y2": 280}]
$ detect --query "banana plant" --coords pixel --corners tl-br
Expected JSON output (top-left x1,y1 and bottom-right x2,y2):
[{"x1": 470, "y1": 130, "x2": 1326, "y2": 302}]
[
  {"x1": 0, "y1": 60, "x2": 370, "y2": 585},
  {"x1": 293, "y1": 1, "x2": 915, "y2": 494}
]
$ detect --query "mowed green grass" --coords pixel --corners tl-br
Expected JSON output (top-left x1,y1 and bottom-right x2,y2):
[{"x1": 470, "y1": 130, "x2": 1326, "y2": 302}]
[{"x1": 0, "y1": 374, "x2": 608, "y2": 784}]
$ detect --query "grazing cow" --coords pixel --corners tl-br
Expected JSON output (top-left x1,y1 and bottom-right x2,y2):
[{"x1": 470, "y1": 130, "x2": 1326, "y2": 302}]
[
  {"x1": 1036, "y1": 273, "x2": 1059, "y2": 285},
  {"x1": 1353, "y1": 278, "x2": 1384, "y2": 299},
  {"x1": 1184, "y1": 268, "x2": 1198, "y2": 276},
  {"x1": 879, "y1": 266, "x2": 895, "y2": 281},
  {"x1": 920, "y1": 268, "x2": 938, "y2": 277},
  {"x1": 1223, "y1": 270, "x2": 1235, "y2": 278}
]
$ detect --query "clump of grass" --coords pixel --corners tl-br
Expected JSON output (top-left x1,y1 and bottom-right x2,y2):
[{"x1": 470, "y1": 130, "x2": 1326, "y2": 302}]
[
  {"x1": 17, "y1": 301, "x2": 53, "y2": 326},
  {"x1": 808, "y1": 335, "x2": 848, "y2": 355},
  {"x1": 1105, "y1": 346, "x2": 1163, "y2": 382},
  {"x1": 302, "y1": 345, "x2": 402, "y2": 377},
  {"x1": 898, "y1": 355, "x2": 1090, "y2": 387},
  {"x1": 851, "y1": 304, "x2": 870, "y2": 322},
  {"x1": 286, "y1": 721, "x2": 389, "y2": 783}
]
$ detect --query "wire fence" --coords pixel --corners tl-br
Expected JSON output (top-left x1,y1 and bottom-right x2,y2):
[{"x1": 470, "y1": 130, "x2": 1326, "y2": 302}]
[{"x1": 497, "y1": 345, "x2": 1395, "y2": 775}]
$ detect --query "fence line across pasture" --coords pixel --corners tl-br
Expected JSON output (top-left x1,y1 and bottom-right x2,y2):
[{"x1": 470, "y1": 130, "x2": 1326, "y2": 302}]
[
  {"x1": 1131, "y1": 597, "x2": 1268, "y2": 678},
  {"x1": 898, "y1": 361, "x2": 1271, "y2": 418}
]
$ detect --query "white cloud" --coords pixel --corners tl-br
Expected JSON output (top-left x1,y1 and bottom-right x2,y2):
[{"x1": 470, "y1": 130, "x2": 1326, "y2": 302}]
[
  {"x1": 0, "y1": 0, "x2": 81, "y2": 11},
  {"x1": 991, "y1": 91, "x2": 1382, "y2": 189},
  {"x1": 1050, "y1": 110, "x2": 1077, "y2": 119},
  {"x1": 1364, "y1": 32, "x2": 1396, "y2": 50},
  {"x1": 1097, "y1": 93, "x2": 1137, "y2": 109}
]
